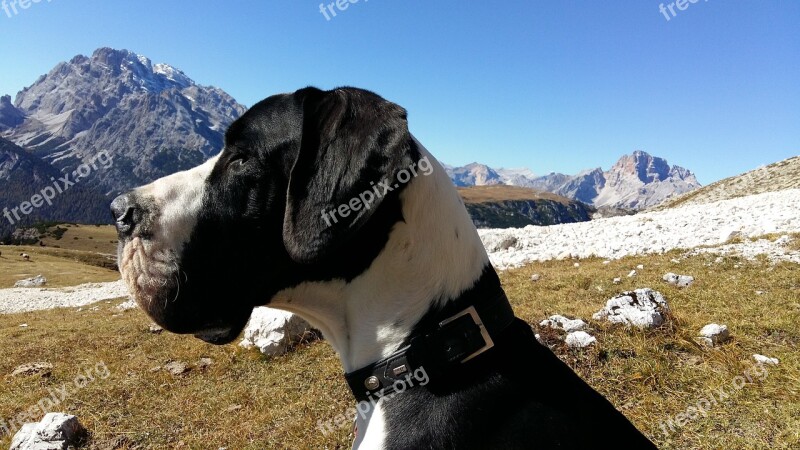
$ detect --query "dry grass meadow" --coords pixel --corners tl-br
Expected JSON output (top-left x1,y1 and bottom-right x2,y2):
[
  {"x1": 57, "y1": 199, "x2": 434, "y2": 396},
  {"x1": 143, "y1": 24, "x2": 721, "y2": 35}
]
[
  {"x1": 1, "y1": 229, "x2": 799, "y2": 449},
  {"x1": 458, "y1": 185, "x2": 575, "y2": 205}
]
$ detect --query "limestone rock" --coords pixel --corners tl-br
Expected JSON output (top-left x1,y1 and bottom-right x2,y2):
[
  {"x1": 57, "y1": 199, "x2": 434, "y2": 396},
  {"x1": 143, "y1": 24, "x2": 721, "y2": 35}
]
[
  {"x1": 14, "y1": 275, "x2": 47, "y2": 288},
  {"x1": 10, "y1": 413, "x2": 87, "y2": 450},
  {"x1": 698, "y1": 324, "x2": 730, "y2": 346},
  {"x1": 752, "y1": 354, "x2": 779, "y2": 366},
  {"x1": 11, "y1": 362, "x2": 53, "y2": 378},
  {"x1": 565, "y1": 331, "x2": 597, "y2": 348},
  {"x1": 663, "y1": 272, "x2": 694, "y2": 288},
  {"x1": 592, "y1": 289, "x2": 669, "y2": 329},
  {"x1": 539, "y1": 315, "x2": 587, "y2": 333},
  {"x1": 239, "y1": 308, "x2": 315, "y2": 356}
]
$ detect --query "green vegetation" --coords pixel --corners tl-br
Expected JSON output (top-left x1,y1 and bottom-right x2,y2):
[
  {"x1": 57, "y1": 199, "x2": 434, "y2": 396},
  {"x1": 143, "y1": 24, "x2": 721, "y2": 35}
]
[{"x1": 458, "y1": 186, "x2": 594, "y2": 228}]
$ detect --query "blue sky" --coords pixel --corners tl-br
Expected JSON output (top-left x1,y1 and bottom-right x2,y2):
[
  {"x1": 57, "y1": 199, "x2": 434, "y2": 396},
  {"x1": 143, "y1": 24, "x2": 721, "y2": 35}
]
[{"x1": 1, "y1": 0, "x2": 798, "y2": 184}]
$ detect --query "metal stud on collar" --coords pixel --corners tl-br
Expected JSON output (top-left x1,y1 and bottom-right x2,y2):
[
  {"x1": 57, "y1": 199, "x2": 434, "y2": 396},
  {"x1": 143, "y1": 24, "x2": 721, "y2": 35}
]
[{"x1": 364, "y1": 375, "x2": 380, "y2": 390}]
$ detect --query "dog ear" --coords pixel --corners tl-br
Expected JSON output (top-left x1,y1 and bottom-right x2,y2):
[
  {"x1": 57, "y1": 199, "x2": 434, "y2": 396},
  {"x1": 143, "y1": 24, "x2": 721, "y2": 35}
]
[{"x1": 283, "y1": 87, "x2": 414, "y2": 263}]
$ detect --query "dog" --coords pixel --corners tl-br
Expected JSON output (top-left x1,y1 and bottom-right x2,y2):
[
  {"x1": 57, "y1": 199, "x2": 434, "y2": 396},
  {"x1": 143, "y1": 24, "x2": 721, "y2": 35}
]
[{"x1": 112, "y1": 87, "x2": 657, "y2": 449}]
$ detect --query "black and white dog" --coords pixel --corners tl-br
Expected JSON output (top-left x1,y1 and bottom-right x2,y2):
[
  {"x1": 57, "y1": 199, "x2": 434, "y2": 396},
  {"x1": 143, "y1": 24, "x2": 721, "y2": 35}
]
[{"x1": 112, "y1": 87, "x2": 656, "y2": 449}]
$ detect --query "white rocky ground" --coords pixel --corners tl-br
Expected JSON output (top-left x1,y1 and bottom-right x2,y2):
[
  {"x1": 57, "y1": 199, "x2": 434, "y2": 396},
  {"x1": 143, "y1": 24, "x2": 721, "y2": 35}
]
[
  {"x1": 0, "y1": 280, "x2": 128, "y2": 314},
  {"x1": 480, "y1": 189, "x2": 800, "y2": 269},
  {"x1": 1, "y1": 189, "x2": 799, "y2": 314}
]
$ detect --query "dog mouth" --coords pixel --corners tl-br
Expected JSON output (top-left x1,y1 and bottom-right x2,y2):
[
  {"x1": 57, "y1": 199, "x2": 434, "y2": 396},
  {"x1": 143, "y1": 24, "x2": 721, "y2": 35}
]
[
  {"x1": 194, "y1": 328, "x2": 239, "y2": 345},
  {"x1": 118, "y1": 236, "x2": 254, "y2": 344},
  {"x1": 118, "y1": 236, "x2": 180, "y2": 311}
]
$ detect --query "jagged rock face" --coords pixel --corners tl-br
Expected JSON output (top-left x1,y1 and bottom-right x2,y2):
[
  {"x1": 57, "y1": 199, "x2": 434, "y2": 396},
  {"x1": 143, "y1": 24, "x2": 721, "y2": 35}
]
[
  {"x1": 608, "y1": 150, "x2": 671, "y2": 184},
  {"x1": 0, "y1": 95, "x2": 25, "y2": 131},
  {"x1": 593, "y1": 151, "x2": 700, "y2": 209},
  {"x1": 3, "y1": 47, "x2": 247, "y2": 194},
  {"x1": 445, "y1": 162, "x2": 505, "y2": 187},
  {"x1": 552, "y1": 168, "x2": 606, "y2": 205}
]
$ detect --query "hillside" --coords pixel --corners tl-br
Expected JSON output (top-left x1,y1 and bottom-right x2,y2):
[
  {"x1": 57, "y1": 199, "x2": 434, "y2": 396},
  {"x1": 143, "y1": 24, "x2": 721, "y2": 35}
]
[
  {"x1": 458, "y1": 185, "x2": 594, "y2": 228},
  {"x1": 0, "y1": 138, "x2": 111, "y2": 241},
  {"x1": 659, "y1": 156, "x2": 800, "y2": 209}
]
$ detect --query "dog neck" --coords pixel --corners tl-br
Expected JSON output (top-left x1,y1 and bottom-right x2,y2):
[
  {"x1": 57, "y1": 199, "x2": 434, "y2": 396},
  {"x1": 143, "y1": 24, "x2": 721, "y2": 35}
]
[{"x1": 270, "y1": 144, "x2": 492, "y2": 373}]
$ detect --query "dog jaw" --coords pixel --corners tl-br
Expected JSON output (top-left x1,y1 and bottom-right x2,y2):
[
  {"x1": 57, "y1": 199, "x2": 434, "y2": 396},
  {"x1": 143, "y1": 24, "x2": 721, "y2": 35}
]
[
  {"x1": 118, "y1": 236, "x2": 180, "y2": 317},
  {"x1": 117, "y1": 156, "x2": 220, "y2": 335}
]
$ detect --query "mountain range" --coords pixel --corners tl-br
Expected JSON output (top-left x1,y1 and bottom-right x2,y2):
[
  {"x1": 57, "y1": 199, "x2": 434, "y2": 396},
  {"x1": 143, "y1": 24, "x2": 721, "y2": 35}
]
[
  {"x1": 445, "y1": 151, "x2": 700, "y2": 210},
  {"x1": 1, "y1": 47, "x2": 701, "y2": 239}
]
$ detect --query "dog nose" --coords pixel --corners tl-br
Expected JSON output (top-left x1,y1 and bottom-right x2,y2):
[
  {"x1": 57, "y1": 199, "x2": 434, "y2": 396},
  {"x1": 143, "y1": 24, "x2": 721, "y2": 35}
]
[{"x1": 111, "y1": 194, "x2": 138, "y2": 237}]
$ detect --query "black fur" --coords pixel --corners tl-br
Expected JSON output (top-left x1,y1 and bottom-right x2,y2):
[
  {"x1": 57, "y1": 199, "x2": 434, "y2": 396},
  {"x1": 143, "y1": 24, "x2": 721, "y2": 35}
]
[{"x1": 382, "y1": 265, "x2": 656, "y2": 449}]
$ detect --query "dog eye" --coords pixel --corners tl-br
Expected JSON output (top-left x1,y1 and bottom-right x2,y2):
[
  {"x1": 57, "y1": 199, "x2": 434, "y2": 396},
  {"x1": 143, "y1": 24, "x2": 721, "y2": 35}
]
[{"x1": 227, "y1": 155, "x2": 248, "y2": 169}]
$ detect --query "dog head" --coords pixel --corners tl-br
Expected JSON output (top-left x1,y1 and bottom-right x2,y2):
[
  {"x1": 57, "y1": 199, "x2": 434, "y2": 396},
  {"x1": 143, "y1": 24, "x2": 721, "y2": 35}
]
[{"x1": 112, "y1": 87, "x2": 423, "y2": 344}]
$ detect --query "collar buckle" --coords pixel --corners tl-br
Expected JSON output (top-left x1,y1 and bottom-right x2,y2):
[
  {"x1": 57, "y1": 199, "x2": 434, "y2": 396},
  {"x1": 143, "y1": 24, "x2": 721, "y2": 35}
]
[{"x1": 438, "y1": 305, "x2": 495, "y2": 363}]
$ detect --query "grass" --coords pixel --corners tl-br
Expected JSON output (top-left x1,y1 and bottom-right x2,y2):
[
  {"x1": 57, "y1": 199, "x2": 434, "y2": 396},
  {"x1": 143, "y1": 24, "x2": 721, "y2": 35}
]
[
  {"x1": 1, "y1": 249, "x2": 799, "y2": 448},
  {"x1": 0, "y1": 223, "x2": 119, "y2": 288},
  {"x1": 458, "y1": 185, "x2": 574, "y2": 205},
  {"x1": 0, "y1": 245, "x2": 119, "y2": 288},
  {"x1": 35, "y1": 223, "x2": 118, "y2": 255}
]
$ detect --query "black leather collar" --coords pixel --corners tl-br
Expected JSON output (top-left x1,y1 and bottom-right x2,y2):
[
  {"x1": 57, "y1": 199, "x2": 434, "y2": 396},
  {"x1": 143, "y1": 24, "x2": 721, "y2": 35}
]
[{"x1": 344, "y1": 291, "x2": 516, "y2": 403}]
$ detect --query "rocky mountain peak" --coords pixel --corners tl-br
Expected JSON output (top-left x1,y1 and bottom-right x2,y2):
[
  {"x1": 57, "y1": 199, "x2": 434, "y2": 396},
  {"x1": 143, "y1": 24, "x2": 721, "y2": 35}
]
[
  {"x1": 609, "y1": 150, "x2": 672, "y2": 183},
  {"x1": 2, "y1": 47, "x2": 247, "y2": 194},
  {"x1": 0, "y1": 95, "x2": 25, "y2": 130},
  {"x1": 446, "y1": 162, "x2": 504, "y2": 186}
]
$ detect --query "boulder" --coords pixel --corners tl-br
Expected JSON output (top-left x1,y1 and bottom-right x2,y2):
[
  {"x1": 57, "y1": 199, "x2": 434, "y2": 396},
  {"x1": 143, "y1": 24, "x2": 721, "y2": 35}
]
[
  {"x1": 565, "y1": 331, "x2": 597, "y2": 348},
  {"x1": 539, "y1": 315, "x2": 587, "y2": 333},
  {"x1": 10, "y1": 413, "x2": 87, "y2": 450},
  {"x1": 14, "y1": 275, "x2": 47, "y2": 288},
  {"x1": 698, "y1": 323, "x2": 730, "y2": 346},
  {"x1": 530, "y1": 273, "x2": 541, "y2": 282},
  {"x1": 662, "y1": 272, "x2": 694, "y2": 288},
  {"x1": 239, "y1": 308, "x2": 314, "y2": 356},
  {"x1": 592, "y1": 289, "x2": 669, "y2": 329}
]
